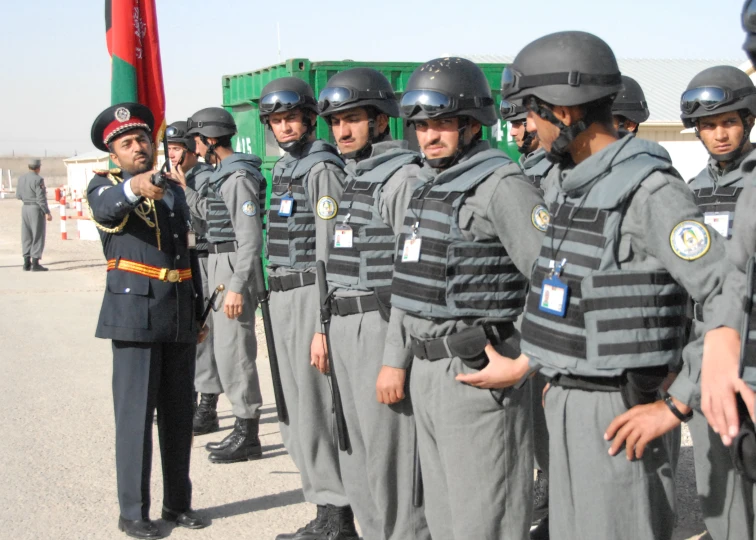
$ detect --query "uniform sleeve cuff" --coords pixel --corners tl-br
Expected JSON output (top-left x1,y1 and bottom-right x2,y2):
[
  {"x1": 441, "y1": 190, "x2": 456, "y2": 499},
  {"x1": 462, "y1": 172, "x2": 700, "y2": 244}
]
[
  {"x1": 123, "y1": 179, "x2": 140, "y2": 204},
  {"x1": 382, "y1": 342, "x2": 413, "y2": 370},
  {"x1": 667, "y1": 375, "x2": 699, "y2": 410},
  {"x1": 229, "y1": 276, "x2": 245, "y2": 294}
]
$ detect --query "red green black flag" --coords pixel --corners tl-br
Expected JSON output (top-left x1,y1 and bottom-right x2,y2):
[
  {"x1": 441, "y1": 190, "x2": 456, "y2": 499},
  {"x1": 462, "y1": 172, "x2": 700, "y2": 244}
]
[{"x1": 105, "y1": 0, "x2": 166, "y2": 146}]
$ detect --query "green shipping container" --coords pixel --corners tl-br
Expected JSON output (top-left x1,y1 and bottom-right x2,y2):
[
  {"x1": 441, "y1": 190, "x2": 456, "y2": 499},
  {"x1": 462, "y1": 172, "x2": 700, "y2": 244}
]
[{"x1": 221, "y1": 57, "x2": 518, "y2": 195}]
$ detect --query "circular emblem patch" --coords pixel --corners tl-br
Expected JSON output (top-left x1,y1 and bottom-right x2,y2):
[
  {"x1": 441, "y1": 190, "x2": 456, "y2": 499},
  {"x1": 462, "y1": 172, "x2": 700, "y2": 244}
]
[
  {"x1": 670, "y1": 221, "x2": 711, "y2": 261},
  {"x1": 242, "y1": 201, "x2": 256, "y2": 216},
  {"x1": 114, "y1": 107, "x2": 131, "y2": 122},
  {"x1": 531, "y1": 204, "x2": 550, "y2": 232},
  {"x1": 317, "y1": 196, "x2": 338, "y2": 220}
]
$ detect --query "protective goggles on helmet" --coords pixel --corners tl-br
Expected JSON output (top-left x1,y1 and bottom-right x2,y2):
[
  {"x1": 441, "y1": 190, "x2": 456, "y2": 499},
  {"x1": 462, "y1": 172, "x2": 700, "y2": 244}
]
[
  {"x1": 259, "y1": 91, "x2": 307, "y2": 114},
  {"x1": 185, "y1": 118, "x2": 233, "y2": 131},
  {"x1": 681, "y1": 86, "x2": 756, "y2": 115},
  {"x1": 500, "y1": 100, "x2": 527, "y2": 119},
  {"x1": 318, "y1": 87, "x2": 392, "y2": 110},
  {"x1": 400, "y1": 90, "x2": 492, "y2": 118},
  {"x1": 165, "y1": 125, "x2": 181, "y2": 138}
]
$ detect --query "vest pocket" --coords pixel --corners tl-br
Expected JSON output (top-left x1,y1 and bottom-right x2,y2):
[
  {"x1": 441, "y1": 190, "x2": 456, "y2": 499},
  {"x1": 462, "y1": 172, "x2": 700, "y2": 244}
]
[
  {"x1": 102, "y1": 271, "x2": 151, "y2": 329},
  {"x1": 581, "y1": 270, "x2": 686, "y2": 370}
]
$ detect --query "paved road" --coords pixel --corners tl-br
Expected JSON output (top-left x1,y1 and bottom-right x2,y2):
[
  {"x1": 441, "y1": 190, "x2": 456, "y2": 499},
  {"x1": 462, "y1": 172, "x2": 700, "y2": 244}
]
[{"x1": 0, "y1": 198, "x2": 709, "y2": 539}]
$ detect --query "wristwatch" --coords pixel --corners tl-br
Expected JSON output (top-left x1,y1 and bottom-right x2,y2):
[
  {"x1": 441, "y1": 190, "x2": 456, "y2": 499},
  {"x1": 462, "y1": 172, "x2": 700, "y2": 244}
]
[{"x1": 664, "y1": 395, "x2": 693, "y2": 423}]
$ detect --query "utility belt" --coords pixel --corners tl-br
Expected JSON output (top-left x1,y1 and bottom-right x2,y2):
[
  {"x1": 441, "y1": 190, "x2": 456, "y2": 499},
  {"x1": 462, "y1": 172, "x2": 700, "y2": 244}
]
[
  {"x1": 107, "y1": 258, "x2": 192, "y2": 283},
  {"x1": 410, "y1": 322, "x2": 515, "y2": 370},
  {"x1": 269, "y1": 272, "x2": 316, "y2": 293},
  {"x1": 331, "y1": 291, "x2": 391, "y2": 321},
  {"x1": 22, "y1": 202, "x2": 39, "y2": 206},
  {"x1": 550, "y1": 365, "x2": 670, "y2": 409},
  {"x1": 730, "y1": 394, "x2": 756, "y2": 482},
  {"x1": 208, "y1": 241, "x2": 236, "y2": 254}
]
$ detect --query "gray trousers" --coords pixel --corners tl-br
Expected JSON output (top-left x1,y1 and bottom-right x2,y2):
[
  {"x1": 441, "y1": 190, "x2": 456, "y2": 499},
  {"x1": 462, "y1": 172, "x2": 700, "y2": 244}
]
[
  {"x1": 269, "y1": 284, "x2": 347, "y2": 507},
  {"x1": 410, "y1": 354, "x2": 533, "y2": 540},
  {"x1": 330, "y1": 310, "x2": 430, "y2": 540},
  {"x1": 194, "y1": 255, "x2": 222, "y2": 394},
  {"x1": 545, "y1": 385, "x2": 676, "y2": 540},
  {"x1": 207, "y1": 253, "x2": 262, "y2": 419},
  {"x1": 689, "y1": 411, "x2": 754, "y2": 539},
  {"x1": 531, "y1": 372, "x2": 549, "y2": 472},
  {"x1": 21, "y1": 205, "x2": 46, "y2": 259}
]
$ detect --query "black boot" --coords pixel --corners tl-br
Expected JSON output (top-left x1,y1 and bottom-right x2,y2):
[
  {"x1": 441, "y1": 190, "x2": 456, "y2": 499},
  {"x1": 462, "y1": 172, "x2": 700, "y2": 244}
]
[
  {"x1": 23, "y1": 256, "x2": 31, "y2": 271},
  {"x1": 530, "y1": 469, "x2": 549, "y2": 539},
  {"x1": 193, "y1": 393, "x2": 219, "y2": 435},
  {"x1": 31, "y1": 259, "x2": 48, "y2": 271},
  {"x1": 205, "y1": 417, "x2": 241, "y2": 452},
  {"x1": 325, "y1": 505, "x2": 358, "y2": 540},
  {"x1": 275, "y1": 505, "x2": 329, "y2": 540},
  {"x1": 208, "y1": 417, "x2": 262, "y2": 463}
]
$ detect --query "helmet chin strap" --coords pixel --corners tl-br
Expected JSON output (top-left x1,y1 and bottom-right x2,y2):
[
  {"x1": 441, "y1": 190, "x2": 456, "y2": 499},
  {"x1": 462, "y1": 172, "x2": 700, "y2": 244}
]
[
  {"x1": 276, "y1": 114, "x2": 316, "y2": 153},
  {"x1": 339, "y1": 113, "x2": 391, "y2": 162},
  {"x1": 200, "y1": 135, "x2": 219, "y2": 170},
  {"x1": 697, "y1": 111, "x2": 753, "y2": 164},
  {"x1": 517, "y1": 130, "x2": 537, "y2": 155},
  {"x1": 528, "y1": 100, "x2": 586, "y2": 166},
  {"x1": 424, "y1": 118, "x2": 475, "y2": 170}
]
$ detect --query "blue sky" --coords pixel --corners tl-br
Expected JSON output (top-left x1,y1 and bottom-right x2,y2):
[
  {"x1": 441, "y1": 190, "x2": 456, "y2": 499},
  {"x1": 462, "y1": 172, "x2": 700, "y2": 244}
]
[{"x1": 0, "y1": 0, "x2": 747, "y2": 156}]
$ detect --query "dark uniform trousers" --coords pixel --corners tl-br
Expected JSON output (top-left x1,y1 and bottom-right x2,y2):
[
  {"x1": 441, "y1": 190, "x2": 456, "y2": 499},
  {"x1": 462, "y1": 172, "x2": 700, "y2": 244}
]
[{"x1": 87, "y1": 171, "x2": 202, "y2": 522}]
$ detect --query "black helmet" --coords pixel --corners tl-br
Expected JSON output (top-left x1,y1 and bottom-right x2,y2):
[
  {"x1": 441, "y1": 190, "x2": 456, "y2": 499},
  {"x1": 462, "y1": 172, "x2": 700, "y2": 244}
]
[
  {"x1": 318, "y1": 68, "x2": 399, "y2": 118},
  {"x1": 501, "y1": 31, "x2": 622, "y2": 164},
  {"x1": 165, "y1": 121, "x2": 196, "y2": 153},
  {"x1": 680, "y1": 65, "x2": 756, "y2": 128},
  {"x1": 501, "y1": 31, "x2": 622, "y2": 106},
  {"x1": 400, "y1": 57, "x2": 497, "y2": 127},
  {"x1": 612, "y1": 75, "x2": 650, "y2": 124},
  {"x1": 744, "y1": 0, "x2": 756, "y2": 66},
  {"x1": 258, "y1": 77, "x2": 318, "y2": 124},
  {"x1": 186, "y1": 107, "x2": 237, "y2": 138},
  {"x1": 499, "y1": 98, "x2": 528, "y2": 122}
]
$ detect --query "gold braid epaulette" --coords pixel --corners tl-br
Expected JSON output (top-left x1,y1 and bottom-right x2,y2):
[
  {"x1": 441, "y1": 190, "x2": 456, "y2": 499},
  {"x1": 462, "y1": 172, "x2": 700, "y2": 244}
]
[{"x1": 87, "y1": 169, "x2": 161, "y2": 249}]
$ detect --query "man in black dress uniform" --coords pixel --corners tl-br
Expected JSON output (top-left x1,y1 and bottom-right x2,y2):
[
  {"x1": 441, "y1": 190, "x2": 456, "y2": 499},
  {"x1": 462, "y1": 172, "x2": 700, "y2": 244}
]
[{"x1": 88, "y1": 102, "x2": 208, "y2": 539}]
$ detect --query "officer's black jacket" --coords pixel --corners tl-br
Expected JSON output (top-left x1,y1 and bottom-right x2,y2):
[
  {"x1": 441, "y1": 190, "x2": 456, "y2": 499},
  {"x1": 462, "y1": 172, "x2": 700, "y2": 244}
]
[{"x1": 87, "y1": 171, "x2": 203, "y2": 343}]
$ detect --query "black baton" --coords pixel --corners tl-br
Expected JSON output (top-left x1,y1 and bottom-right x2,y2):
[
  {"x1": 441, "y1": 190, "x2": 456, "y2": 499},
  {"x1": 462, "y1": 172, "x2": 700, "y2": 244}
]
[{"x1": 413, "y1": 430, "x2": 424, "y2": 507}]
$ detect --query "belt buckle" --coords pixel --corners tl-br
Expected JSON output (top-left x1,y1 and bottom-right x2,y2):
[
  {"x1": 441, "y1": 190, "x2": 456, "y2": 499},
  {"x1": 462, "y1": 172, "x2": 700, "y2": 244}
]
[{"x1": 159, "y1": 268, "x2": 180, "y2": 283}]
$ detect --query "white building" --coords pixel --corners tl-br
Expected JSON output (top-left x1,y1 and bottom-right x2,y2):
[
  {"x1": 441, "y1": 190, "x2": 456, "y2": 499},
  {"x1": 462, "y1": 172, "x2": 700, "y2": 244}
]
[{"x1": 63, "y1": 148, "x2": 165, "y2": 198}]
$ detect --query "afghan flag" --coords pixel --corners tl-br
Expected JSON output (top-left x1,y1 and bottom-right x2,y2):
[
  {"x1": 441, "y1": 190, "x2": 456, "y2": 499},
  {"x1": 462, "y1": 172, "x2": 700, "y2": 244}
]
[{"x1": 105, "y1": 0, "x2": 166, "y2": 146}]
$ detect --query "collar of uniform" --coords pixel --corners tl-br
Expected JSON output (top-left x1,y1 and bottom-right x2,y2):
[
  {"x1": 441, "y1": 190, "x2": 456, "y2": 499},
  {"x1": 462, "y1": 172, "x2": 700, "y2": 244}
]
[
  {"x1": 522, "y1": 147, "x2": 547, "y2": 170},
  {"x1": 707, "y1": 148, "x2": 752, "y2": 184},
  {"x1": 557, "y1": 133, "x2": 635, "y2": 196}
]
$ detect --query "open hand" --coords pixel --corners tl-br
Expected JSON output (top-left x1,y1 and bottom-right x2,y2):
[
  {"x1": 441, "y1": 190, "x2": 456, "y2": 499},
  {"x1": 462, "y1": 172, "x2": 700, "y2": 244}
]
[
  {"x1": 605, "y1": 400, "x2": 683, "y2": 460},
  {"x1": 455, "y1": 345, "x2": 530, "y2": 389},
  {"x1": 223, "y1": 290, "x2": 243, "y2": 319}
]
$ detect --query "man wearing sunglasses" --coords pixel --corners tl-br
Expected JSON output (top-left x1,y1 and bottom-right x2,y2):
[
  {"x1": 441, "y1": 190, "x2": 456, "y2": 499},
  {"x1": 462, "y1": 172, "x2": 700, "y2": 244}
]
[
  {"x1": 165, "y1": 121, "x2": 222, "y2": 437},
  {"x1": 679, "y1": 65, "x2": 756, "y2": 540},
  {"x1": 502, "y1": 98, "x2": 553, "y2": 195},
  {"x1": 466, "y1": 31, "x2": 732, "y2": 540},
  {"x1": 257, "y1": 78, "x2": 355, "y2": 540},
  {"x1": 383, "y1": 57, "x2": 546, "y2": 539},
  {"x1": 314, "y1": 68, "x2": 430, "y2": 540},
  {"x1": 175, "y1": 107, "x2": 266, "y2": 464}
]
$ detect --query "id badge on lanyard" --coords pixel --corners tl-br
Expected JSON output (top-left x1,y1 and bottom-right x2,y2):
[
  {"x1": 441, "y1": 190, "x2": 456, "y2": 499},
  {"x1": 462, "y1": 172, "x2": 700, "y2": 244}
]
[
  {"x1": 539, "y1": 258, "x2": 569, "y2": 317},
  {"x1": 278, "y1": 186, "x2": 295, "y2": 217},
  {"x1": 334, "y1": 213, "x2": 353, "y2": 248},
  {"x1": 401, "y1": 222, "x2": 422, "y2": 263}
]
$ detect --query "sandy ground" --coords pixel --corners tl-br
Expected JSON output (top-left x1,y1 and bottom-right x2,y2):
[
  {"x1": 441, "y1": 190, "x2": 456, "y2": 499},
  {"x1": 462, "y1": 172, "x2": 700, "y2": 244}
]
[{"x1": 0, "y1": 198, "x2": 709, "y2": 540}]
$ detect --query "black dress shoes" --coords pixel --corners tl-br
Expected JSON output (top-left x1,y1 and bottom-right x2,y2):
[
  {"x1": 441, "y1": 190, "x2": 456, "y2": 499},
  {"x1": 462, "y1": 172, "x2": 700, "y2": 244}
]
[
  {"x1": 118, "y1": 517, "x2": 163, "y2": 539},
  {"x1": 161, "y1": 508, "x2": 208, "y2": 529}
]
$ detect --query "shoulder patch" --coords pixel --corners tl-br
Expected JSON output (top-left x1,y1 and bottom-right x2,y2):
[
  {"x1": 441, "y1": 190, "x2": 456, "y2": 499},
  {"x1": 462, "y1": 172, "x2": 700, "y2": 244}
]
[
  {"x1": 241, "y1": 200, "x2": 257, "y2": 216},
  {"x1": 670, "y1": 221, "x2": 711, "y2": 261},
  {"x1": 531, "y1": 204, "x2": 550, "y2": 232},
  {"x1": 317, "y1": 196, "x2": 338, "y2": 220}
]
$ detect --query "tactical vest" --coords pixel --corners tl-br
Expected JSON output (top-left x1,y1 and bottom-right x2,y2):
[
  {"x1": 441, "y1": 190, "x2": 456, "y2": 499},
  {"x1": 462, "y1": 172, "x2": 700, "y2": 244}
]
[
  {"x1": 741, "y1": 256, "x2": 756, "y2": 391},
  {"x1": 390, "y1": 149, "x2": 528, "y2": 320},
  {"x1": 521, "y1": 153, "x2": 688, "y2": 376},
  {"x1": 689, "y1": 164, "x2": 746, "y2": 239},
  {"x1": 267, "y1": 141, "x2": 344, "y2": 270},
  {"x1": 206, "y1": 156, "x2": 264, "y2": 244},
  {"x1": 327, "y1": 149, "x2": 420, "y2": 291},
  {"x1": 520, "y1": 149, "x2": 553, "y2": 192}
]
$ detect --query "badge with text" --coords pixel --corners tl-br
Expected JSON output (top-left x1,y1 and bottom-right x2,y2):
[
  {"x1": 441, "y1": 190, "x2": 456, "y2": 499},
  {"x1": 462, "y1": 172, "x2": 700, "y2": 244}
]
[
  {"x1": 334, "y1": 224, "x2": 353, "y2": 248},
  {"x1": 402, "y1": 222, "x2": 422, "y2": 263},
  {"x1": 539, "y1": 259, "x2": 569, "y2": 317},
  {"x1": 704, "y1": 212, "x2": 731, "y2": 239},
  {"x1": 278, "y1": 195, "x2": 294, "y2": 217},
  {"x1": 187, "y1": 231, "x2": 196, "y2": 248},
  {"x1": 670, "y1": 220, "x2": 711, "y2": 261},
  {"x1": 317, "y1": 196, "x2": 338, "y2": 220}
]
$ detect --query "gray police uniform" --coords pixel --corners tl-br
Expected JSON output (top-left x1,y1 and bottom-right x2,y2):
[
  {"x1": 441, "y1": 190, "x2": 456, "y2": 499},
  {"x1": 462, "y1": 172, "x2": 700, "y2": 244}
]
[
  {"x1": 521, "y1": 135, "x2": 730, "y2": 540},
  {"x1": 326, "y1": 140, "x2": 430, "y2": 540},
  {"x1": 185, "y1": 163, "x2": 222, "y2": 395},
  {"x1": 518, "y1": 146, "x2": 554, "y2": 478},
  {"x1": 383, "y1": 140, "x2": 545, "y2": 540},
  {"x1": 185, "y1": 153, "x2": 264, "y2": 420},
  {"x1": 266, "y1": 140, "x2": 349, "y2": 508},
  {"x1": 16, "y1": 171, "x2": 50, "y2": 259},
  {"x1": 682, "y1": 152, "x2": 754, "y2": 540}
]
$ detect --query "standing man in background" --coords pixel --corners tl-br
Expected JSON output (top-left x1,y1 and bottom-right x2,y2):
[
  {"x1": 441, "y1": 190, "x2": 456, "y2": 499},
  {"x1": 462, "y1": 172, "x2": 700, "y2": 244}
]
[
  {"x1": 166, "y1": 121, "x2": 222, "y2": 436},
  {"x1": 16, "y1": 158, "x2": 52, "y2": 271}
]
